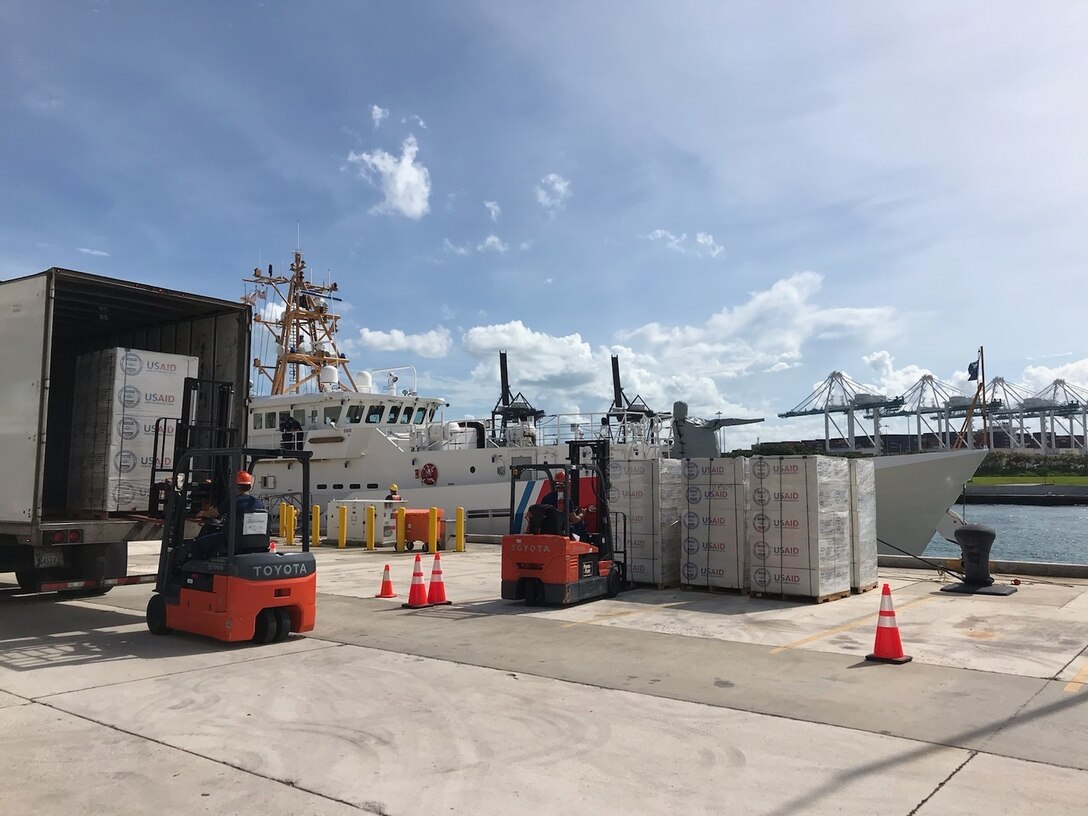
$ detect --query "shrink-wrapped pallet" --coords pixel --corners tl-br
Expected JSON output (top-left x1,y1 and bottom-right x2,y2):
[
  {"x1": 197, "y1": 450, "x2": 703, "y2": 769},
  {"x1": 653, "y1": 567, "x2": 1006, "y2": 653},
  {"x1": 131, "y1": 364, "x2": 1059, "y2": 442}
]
[
  {"x1": 849, "y1": 459, "x2": 879, "y2": 592},
  {"x1": 679, "y1": 457, "x2": 748, "y2": 590},
  {"x1": 746, "y1": 456, "x2": 852, "y2": 599},
  {"x1": 68, "y1": 348, "x2": 199, "y2": 513},
  {"x1": 608, "y1": 458, "x2": 681, "y2": 586}
]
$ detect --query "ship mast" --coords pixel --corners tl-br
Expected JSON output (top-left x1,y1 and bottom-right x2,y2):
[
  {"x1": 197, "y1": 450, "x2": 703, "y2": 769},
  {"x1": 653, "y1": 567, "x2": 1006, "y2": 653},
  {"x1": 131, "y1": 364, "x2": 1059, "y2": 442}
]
[{"x1": 244, "y1": 250, "x2": 358, "y2": 395}]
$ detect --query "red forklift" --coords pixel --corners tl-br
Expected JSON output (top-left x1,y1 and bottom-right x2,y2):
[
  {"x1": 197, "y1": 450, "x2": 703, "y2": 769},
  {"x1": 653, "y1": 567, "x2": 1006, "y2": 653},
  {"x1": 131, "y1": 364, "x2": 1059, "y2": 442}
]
[
  {"x1": 145, "y1": 446, "x2": 316, "y2": 643},
  {"x1": 500, "y1": 441, "x2": 627, "y2": 606}
]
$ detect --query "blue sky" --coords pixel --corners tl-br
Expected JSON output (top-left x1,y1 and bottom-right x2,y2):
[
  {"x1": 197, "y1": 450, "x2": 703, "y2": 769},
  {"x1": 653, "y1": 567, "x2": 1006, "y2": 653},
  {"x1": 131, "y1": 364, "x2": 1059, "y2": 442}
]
[{"x1": 3, "y1": 1, "x2": 1086, "y2": 447}]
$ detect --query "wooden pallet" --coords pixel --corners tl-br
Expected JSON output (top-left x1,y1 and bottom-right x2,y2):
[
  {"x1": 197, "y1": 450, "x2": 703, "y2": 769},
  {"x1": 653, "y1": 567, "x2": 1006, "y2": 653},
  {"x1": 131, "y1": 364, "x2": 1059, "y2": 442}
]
[
  {"x1": 750, "y1": 588, "x2": 852, "y2": 604},
  {"x1": 851, "y1": 582, "x2": 879, "y2": 595},
  {"x1": 680, "y1": 584, "x2": 749, "y2": 596}
]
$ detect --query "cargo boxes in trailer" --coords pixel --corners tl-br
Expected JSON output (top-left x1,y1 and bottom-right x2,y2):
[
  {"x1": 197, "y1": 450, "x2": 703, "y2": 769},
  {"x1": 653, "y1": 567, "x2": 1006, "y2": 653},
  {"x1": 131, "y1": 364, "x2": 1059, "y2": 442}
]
[{"x1": 0, "y1": 268, "x2": 250, "y2": 595}]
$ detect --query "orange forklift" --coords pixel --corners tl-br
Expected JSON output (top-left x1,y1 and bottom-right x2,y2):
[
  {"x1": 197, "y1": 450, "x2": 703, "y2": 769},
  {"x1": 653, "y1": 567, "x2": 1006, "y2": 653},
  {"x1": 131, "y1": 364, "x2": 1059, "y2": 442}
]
[
  {"x1": 146, "y1": 446, "x2": 316, "y2": 643},
  {"x1": 501, "y1": 441, "x2": 627, "y2": 606}
]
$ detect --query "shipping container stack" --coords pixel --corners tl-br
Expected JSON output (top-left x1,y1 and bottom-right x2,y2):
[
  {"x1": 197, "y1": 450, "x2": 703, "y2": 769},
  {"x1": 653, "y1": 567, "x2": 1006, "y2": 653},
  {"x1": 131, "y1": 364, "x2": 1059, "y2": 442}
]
[
  {"x1": 608, "y1": 458, "x2": 682, "y2": 587},
  {"x1": 68, "y1": 348, "x2": 198, "y2": 514},
  {"x1": 679, "y1": 457, "x2": 749, "y2": 590},
  {"x1": 849, "y1": 459, "x2": 879, "y2": 592},
  {"x1": 746, "y1": 455, "x2": 853, "y2": 600}
]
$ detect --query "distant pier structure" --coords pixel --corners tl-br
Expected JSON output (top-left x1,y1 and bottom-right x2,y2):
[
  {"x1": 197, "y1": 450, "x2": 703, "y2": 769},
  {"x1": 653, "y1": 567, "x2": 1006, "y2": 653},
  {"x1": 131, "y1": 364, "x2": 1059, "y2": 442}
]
[{"x1": 780, "y1": 372, "x2": 1087, "y2": 455}]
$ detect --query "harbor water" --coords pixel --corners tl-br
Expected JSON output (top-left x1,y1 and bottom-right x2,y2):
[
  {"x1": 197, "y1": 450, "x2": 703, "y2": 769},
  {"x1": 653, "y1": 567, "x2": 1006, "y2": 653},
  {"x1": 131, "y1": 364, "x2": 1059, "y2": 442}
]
[{"x1": 925, "y1": 504, "x2": 1088, "y2": 564}]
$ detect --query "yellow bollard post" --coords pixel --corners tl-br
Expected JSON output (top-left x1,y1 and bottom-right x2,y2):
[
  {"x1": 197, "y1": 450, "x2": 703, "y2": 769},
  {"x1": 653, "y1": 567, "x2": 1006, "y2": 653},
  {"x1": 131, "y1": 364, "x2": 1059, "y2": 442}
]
[
  {"x1": 395, "y1": 506, "x2": 406, "y2": 553},
  {"x1": 427, "y1": 506, "x2": 438, "y2": 553},
  {"x1": 311, "y1": 505, "x2": 321, "y2": 548},
  {"x1": 337, "y1": 505, "x2": 348, "y2": 549},
  {"x1": 455, "y1": 506, "x2": 465, "y2": 552},
  {"x1": 366, "y1": 505, "x2": 376, "y2": 551},
  {"x1": 279, "y1": 502, "x2": 287, "y2": 545},
  {"x1": 286, "y1": 504, "x2": 296, "y2": 546}
]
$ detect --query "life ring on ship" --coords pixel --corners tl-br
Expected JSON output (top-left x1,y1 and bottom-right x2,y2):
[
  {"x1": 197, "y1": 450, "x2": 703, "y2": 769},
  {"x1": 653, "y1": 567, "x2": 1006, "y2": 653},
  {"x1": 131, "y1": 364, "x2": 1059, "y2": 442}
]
[{"x1": 419, "y1": 463, "x2": 439, "y2": 486}]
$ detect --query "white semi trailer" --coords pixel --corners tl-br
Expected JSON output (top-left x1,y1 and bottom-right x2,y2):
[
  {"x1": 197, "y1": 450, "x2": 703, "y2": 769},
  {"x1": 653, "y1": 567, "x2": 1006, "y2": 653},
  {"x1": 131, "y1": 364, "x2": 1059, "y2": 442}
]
[{"x1": 0, "y1": 267, "x2": 250, "y2": 595}]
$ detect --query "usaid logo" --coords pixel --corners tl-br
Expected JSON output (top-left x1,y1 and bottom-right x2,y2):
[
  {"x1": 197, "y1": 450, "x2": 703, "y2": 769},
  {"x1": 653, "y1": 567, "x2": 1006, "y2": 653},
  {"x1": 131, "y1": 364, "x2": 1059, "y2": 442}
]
[
  {"x1": 753, "y1": 513, "x2": 770, "y2": 533},
  {"x1": 752, "y1": 487, "x2": 770, "y2": 507},
  {"x1": 143, "y1": 420, "x2": 175, "y2": 435},
  {"x1": 753, "y1": 567, "x2": 770, "y2": 587},
  {"x1": 683, "y1": 460, "x2": 701, "y2": 481},
  {"x1": 144, "y1": 393, "x2": 176, "y2": 404},
  {"x1": 116, "y1": 417, "x2": 140, "y2": 440},
  {"x1": 774, "y1": 464, "x2": 800, "y2": 474},
  {"x1": 774, "y1": 519, "x2": 800, "y2": 529},
  {"x1": 686, "y1": 486, "x2": 703, "y2": 504},
  {"x1": 682, "y1": 511, "x2": 701, "y2": 530},
  {"x1": 775, "y1": 545, "x2": 801, "y2": 556},
  {"x1": 607, "y1": 487, "x2": 619, "y2": 503},
  {"x1": 703, "y1": 487, "x2": 731, "y2": 500},
  {"x1": 703, "y1": 541, "x2": 729, "y2": 551},
  {"x1": 114, "y1": 450, "x2": 137, "y2": 474},
  {"x1": 683, "y1": 536, "x2": 701, "y2": 555},
  {"x1": 146, "y1": 360, "x2": 178, "y2": 373},
  {"x1": 119, "y1": 352, "x2": 143, "y2": 376},
  {"x1": 628, "y1": 562, "x2": 647, "y2": 575},
  {"x1": 111, "y1": 483, "x2": 136, "y2": 504},
  {"x1": 118, "y1": 385, "x2": 141, "y2": 409},
  {"x1": 681, "y1": 561, "x2": 699, "y2": 582},
  {"x1": 775, "y1": 491, "x2": 800, "y2": 502},
  {"x1": 752, "y1": 458, "x2": 770, "y2": 479},
  {"x1": 752, "y1": 540, "x2": 770, "y2": 560}
]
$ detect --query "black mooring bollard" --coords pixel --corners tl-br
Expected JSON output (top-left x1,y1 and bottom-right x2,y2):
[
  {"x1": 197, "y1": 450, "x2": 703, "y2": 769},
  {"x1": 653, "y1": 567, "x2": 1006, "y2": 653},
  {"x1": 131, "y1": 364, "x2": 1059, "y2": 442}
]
[
  {"x1": 954, "y1": 524, "x2": 997, "y2": 586},
  {"x1": 941, "y1": 523, "x2": 1017, "y2": 596}
]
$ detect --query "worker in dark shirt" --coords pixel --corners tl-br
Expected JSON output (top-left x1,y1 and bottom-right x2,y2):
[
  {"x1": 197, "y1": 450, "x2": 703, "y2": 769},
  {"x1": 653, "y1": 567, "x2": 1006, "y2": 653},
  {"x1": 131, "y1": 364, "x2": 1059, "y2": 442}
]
[{"x1": 192, "y1": 471, "x2": 267, "y2": 558}]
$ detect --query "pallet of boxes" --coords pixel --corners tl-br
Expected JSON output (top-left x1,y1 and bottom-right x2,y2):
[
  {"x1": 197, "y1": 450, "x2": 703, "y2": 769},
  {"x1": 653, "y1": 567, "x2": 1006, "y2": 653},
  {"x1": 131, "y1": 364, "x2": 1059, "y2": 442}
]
[
  {"x1": 68, "y1": 348, "x2": 198, "y2": 515},
  {"x1": 608, "y1": 458, "x2": 683, "y2": 588},
  {"x1": 678, "y1": 455, "x2": 878, "y2": 602}
]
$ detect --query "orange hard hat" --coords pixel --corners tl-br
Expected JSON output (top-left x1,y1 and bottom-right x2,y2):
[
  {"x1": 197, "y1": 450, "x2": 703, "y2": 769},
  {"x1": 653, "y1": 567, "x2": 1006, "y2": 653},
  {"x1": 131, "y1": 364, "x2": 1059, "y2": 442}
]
[
  {"x1": 553, "y1": 471, "x2": 566, "y2": 482},
  {"x1": 236, "y1": 470, "x2": 254, "y2": 486}
]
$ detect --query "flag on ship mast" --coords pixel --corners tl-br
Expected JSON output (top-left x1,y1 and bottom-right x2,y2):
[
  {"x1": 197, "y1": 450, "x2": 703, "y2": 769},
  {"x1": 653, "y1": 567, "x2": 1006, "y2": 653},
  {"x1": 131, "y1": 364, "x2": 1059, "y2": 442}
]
[{"x1": 967, "y1": 359, "x2": 979, "y2": 381}]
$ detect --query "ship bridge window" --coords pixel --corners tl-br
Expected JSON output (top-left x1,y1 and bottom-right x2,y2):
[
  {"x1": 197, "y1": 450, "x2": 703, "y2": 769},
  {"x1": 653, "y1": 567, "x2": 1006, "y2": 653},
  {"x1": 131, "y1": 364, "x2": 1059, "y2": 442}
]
[
  {"x1": 346, "y1": 405, "x2": 364, "y2": 424},
  {"x1": 387, "y1": 405, "x2": 401, "y2": 424},
  {"x1": 323, "y1": 406, "x2": 340, "y2": 426},
  {"x1": 366, "y1": 405, "x2": 385, "y2": 424},
  {"x1": 253, "y1": 414, "x2": 263, "y2": 429},
  {"x1": 401, "y1": 407, "x2": 413, "y2": 424},
  {"x1": 428, "y1": 406, "x2": 438, "y2": 421},
  {"x1": 265, "y1": 412, "x2": 277, "y2": 428},
  {"x1": 414, "y1": 407, "x2": 427, "y2": 424},
  {"x1": 293, "y1": 409, "x2": 305, "y2": 424}
]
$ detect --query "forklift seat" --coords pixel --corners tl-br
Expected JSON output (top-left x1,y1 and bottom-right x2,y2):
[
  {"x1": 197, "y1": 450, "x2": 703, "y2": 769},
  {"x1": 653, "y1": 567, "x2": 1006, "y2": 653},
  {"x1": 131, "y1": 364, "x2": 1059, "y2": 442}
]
[{"x1": 527, "y1": 504, "x2": 560, "y2": 535}]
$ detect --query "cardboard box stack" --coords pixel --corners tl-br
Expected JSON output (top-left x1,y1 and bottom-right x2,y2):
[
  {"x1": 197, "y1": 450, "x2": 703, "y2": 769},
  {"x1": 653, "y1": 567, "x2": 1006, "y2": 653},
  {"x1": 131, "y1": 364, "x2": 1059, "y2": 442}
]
[
  {"x1": 849, "y1": 459, "x2": 879, "y2": 591},
  {"x1": 608, "y1": 458, "x2": 682, "y2": 586},
  {"x1": 746, "y1": 455, "x2": 852, "y2": 598},
  {"x1": 69, "y1": 348, "x2": 199, "y2": 513},
  {"x1": 679, "y1": 458, "x2": 748, "y2": 590}
]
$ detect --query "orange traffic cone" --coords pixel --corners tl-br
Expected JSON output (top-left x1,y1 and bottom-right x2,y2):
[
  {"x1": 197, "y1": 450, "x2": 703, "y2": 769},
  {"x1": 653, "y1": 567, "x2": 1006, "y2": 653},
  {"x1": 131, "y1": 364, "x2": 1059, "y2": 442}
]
[
  {"x1": 375, "y1": 564, "x2": 398, "y2": 598},
  {"x1": 426, "y1": 552, "x2": 452, "y2": 605},
  {"x1": 865, "y1": 584, "x2": 912, "y2": 664},
  {"x1": 401, "y1": 554, "x2": 433, "y2": 609}
]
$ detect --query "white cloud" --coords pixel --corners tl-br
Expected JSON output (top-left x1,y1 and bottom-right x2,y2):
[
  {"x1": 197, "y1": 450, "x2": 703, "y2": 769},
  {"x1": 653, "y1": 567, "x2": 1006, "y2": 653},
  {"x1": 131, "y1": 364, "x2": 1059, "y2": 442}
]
[
  {"x1": 442, "y1": 238, "x2": 470, "y2": 256},
  {"x1": 535, "y1": 173, "x2": 572, "y2": 215},
  {"x1": 370, "y1": 105, "x2": 388, "y2": 128},
  {"x1": 355, "y1": 326, "x2": 452, "y2": 358},
  {"x1": 476, "y1": 234, "x2": 509, "y2": 253},
  {"x1": 403, "y1": 114, "x2": 427, "y2": 129},
  {"x1": 77, "y1": 247, "x2": 110, "y2": 257},
  {"x1": 259, "y1": 301, "x2": 286, "y2": 322},
  {"x1": 347, "y1": 135, "x2": 431, "y2": 219},
  {"x1": 647, "y1": 229, "x2": 724, "y2": 258},
  {"x1": 861, "y1": 350, "x2": 939, "y2": 398},
  {"x1": 484, "y1": 200, "x2": 501, "y2": 221},
  {"x1": 618, "y1": 272, "x2": 898, "y2": 381},
  {"x1": 1021, "y1": 359, "x2": 1088, "y2": 396}
]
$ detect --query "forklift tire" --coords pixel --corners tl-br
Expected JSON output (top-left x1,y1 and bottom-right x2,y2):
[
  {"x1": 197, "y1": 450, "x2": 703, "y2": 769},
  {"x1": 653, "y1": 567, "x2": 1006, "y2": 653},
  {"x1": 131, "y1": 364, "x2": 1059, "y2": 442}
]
[
  {"x1": 605, "y1": 565, "x2": 622, "y2": 598},
  {"x1": 405, "y1": 540, "x2": 415, "y2": 551},
  {"x1": 15, "y1": 569, "x2": 38, "y2": 592},
  {"x1": 272, "y1": 607, "x2": 292, "y2": 642},
  {"x1": 524, "y1": 579, "x2": 543, "y2": 607},
  {"x1": 253, "y1": 608, "x2": 278, "y2": 644},
  {"x1": 146, "y1": 594, "x2": 170, "y2": 635}
]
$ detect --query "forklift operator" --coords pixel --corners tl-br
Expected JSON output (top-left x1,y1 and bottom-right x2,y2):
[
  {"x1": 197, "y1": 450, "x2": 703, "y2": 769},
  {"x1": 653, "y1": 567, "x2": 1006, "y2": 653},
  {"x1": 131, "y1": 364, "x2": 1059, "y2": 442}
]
[{"x1": 191, "y1": 471, "x2": 267, "y2": 559}]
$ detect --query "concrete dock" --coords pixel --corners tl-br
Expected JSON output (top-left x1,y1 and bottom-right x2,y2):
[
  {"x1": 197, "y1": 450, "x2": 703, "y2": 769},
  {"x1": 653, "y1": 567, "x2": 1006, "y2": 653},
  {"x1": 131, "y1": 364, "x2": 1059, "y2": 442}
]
[{"x1": 3, "y1": 541, "x2": 1087, "y2": 814}]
